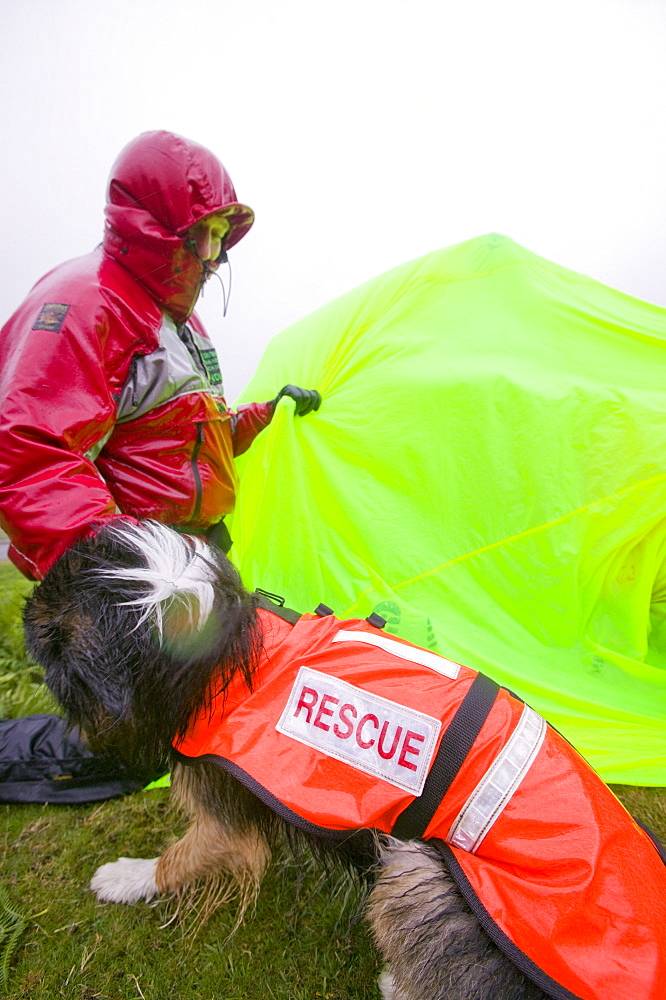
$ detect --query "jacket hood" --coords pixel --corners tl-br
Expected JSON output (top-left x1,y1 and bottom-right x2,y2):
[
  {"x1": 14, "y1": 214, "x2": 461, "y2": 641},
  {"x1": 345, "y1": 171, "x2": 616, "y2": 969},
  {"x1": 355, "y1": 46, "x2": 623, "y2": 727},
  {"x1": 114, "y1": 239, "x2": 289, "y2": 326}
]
[{"x1": 102, "y1": 131, "x2": 254, "y2": 322}]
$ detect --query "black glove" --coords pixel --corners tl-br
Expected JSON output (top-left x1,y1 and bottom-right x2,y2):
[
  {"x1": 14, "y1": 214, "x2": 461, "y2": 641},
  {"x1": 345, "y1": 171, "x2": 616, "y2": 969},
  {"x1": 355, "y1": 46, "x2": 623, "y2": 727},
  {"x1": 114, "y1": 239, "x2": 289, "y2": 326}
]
[{"x1": 271, "y1": 385, "x2": 322, "y2": 416}]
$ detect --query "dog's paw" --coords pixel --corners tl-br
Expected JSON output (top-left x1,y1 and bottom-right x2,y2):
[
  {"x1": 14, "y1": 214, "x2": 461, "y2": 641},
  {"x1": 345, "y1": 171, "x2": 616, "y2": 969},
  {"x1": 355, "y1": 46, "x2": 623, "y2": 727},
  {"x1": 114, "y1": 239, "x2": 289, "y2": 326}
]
[
  {"x1": 90, "y1": 857, "x2": 159, "y2": 904},
  {"x1": 378, "y1": 969, "x2": 407, "y2": 1000}
]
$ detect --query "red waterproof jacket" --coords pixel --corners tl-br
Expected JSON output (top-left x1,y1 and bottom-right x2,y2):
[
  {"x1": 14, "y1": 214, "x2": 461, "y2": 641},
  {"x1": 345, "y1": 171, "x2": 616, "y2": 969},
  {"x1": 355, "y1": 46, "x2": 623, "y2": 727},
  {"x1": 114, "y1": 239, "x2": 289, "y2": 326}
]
[
  {"x1": 176, "y1": 606, "x2": 666, "y2": 1000},
  {"x1": 0, "y1": 131, "x2": 272, "y2": 579}
]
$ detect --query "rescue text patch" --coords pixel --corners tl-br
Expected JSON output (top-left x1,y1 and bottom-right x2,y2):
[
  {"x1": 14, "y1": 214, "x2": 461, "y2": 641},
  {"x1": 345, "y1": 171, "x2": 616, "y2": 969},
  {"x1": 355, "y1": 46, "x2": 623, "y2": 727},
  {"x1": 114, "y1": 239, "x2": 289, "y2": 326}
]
[
  {"x1": 276, "y1": 666, "x2": 442, "y2": 795},
  {"x1": 32, "y1": 303, "x2": 70, "y2": 332}
]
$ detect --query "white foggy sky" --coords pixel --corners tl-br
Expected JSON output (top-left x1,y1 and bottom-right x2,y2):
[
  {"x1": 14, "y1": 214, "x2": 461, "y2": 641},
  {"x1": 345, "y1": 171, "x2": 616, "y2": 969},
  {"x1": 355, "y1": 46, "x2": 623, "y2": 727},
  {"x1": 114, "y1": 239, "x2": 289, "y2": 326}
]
[{"x1": 1, "y1": 0, "x2": 665, "y2": 400}]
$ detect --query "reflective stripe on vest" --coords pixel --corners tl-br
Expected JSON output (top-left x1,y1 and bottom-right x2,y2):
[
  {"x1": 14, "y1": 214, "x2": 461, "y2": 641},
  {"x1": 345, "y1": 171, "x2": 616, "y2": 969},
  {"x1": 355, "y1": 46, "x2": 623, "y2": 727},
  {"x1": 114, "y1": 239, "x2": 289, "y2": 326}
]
[{"x1": 448, "y1": 703, "x2": 547, "y2": 853}]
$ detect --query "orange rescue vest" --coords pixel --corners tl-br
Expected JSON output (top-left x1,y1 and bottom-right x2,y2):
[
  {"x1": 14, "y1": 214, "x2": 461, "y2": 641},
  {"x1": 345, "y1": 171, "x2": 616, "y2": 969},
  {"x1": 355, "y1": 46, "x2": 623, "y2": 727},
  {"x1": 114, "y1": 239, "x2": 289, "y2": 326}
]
[{"x1": 175, "y1": 606, "x2": 666, "y2": 1000}]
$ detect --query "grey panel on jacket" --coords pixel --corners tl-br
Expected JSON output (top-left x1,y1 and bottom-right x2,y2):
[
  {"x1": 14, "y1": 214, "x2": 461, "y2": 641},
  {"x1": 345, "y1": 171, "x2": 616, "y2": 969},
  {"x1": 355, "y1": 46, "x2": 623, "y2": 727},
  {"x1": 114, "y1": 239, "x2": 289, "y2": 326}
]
[{"x1": 115, "y1": 316, "x2": 224, "y2": 425}]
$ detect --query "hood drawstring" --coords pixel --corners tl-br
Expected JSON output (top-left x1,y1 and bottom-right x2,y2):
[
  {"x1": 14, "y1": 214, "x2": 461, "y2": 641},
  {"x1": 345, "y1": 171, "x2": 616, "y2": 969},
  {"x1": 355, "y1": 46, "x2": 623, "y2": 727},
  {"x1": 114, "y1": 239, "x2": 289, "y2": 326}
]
[
  {"x1": 204, "y1": 255, "x2": 232, "y2": 317},
  {"x1": 198, "y1": 252, "x2": 232, "y2": 318},
  {"x1": 185, "y1": 242, "x2": 232, "y2": 318}
]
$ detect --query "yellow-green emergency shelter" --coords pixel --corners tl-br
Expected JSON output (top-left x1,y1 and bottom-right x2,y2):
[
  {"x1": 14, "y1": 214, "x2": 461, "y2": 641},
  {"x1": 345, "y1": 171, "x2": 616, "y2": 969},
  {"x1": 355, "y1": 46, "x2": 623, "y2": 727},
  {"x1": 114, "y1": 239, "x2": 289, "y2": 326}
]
[{"x1": 228, "y1": 233, "x2": 666, "y2": 786}]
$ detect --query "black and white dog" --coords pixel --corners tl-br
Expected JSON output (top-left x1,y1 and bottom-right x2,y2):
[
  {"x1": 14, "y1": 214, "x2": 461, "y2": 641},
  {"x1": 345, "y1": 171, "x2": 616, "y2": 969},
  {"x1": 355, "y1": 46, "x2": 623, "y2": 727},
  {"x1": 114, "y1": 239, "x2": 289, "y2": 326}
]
[{"x1": 22, "y1": 520, "x2": 662, "y2": 1000}]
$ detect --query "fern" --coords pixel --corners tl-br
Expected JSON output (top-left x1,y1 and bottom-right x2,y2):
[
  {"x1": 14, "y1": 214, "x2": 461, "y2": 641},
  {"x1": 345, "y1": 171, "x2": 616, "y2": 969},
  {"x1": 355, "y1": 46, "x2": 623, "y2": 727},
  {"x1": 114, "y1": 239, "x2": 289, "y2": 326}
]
[{"x1": 0, "y1": 888, "x2": 28, "y2": 992}]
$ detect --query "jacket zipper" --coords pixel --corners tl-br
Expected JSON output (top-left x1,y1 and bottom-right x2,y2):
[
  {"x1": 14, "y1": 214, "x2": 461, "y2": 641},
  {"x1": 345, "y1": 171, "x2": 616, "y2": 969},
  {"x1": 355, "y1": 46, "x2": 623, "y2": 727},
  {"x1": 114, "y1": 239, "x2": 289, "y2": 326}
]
[{"x1": 190, "y1": 423, "x2": 204, "y2": 522}]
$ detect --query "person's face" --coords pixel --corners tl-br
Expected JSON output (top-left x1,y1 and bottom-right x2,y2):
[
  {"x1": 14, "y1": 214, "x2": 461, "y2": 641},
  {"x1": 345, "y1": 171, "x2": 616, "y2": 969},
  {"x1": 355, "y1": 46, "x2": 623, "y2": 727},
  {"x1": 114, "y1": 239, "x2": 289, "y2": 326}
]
[{"x1": 186, "y1": 212, "x2": 231, "y2": 265}]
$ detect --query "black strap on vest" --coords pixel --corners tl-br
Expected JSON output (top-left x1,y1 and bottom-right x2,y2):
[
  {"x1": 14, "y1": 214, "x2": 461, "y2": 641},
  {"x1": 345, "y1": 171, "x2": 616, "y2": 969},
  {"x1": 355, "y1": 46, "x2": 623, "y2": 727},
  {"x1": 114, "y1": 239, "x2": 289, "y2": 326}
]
[
  {"x1": 254, "y1": 591, "x2": 303, "y2": 625},
  {"x1": 392, "y1": 672, "x2": 499, "y2": 841}
]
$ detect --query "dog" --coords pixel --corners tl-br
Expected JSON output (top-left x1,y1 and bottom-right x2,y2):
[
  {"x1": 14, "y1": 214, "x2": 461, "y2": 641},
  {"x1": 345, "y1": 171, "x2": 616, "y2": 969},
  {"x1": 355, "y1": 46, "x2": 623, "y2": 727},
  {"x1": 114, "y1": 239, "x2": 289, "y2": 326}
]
[{"x1": 23, "y1": 519, "x2": 666, "y2": 1000}]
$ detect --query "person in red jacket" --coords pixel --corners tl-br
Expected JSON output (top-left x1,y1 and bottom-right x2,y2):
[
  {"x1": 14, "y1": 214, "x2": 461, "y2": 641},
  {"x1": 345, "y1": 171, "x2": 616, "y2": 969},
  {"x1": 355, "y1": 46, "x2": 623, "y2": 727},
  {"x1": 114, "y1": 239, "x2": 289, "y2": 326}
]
[{"x1": 0, "y1": 131, "x2": 320, "y2": 579}]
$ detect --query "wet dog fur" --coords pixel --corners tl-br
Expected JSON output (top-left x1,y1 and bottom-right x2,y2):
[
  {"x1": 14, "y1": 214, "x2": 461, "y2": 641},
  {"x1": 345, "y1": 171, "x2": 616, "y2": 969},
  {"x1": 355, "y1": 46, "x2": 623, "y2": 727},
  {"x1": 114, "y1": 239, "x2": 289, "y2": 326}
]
[{"x1": 24, "y1": 520, "x2": 548, "y2": 1000}]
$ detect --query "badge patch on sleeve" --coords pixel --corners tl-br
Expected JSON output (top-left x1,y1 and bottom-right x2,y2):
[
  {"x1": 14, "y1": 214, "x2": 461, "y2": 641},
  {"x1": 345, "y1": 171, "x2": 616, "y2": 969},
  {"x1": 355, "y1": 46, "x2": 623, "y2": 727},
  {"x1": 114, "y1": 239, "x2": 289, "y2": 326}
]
[
  {"x1": 276, "y1": 667, "x2": 442, "y2": 795},
  {"x1": 32, "y1": 303, "x2": 70, "y2": 332}
]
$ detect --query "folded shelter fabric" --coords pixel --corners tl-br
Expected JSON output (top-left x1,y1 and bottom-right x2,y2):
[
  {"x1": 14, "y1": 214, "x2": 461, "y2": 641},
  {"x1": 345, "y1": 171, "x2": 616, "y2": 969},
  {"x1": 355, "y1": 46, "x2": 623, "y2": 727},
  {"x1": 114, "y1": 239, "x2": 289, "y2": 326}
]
[
  {"x1": 228, "y1": 233, "x2": 666, "y2": 785},
  {"x1": 0, "y1": 715, "x2": 162, "y2": 802}
]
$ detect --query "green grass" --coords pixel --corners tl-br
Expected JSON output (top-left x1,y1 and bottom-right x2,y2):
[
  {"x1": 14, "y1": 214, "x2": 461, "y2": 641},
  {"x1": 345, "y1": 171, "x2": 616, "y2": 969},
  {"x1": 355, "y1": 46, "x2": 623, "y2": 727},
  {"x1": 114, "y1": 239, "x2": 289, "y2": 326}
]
[
  {"x1": 0, "y1": 559, "x2": 664, "y2": 999},
  {"x1": 0, "y1": 565, "x2": 55, "y2": 720},
  {"x1": 1, "y1": 793, "x2": 378, "y2": 1000}
]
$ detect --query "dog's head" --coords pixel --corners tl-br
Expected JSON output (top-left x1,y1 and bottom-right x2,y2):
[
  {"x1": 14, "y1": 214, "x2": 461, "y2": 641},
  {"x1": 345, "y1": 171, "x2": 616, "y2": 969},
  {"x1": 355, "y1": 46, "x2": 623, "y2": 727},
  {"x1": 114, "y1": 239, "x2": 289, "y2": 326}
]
[{"x1": 23, "y1": 519, "x2": 260, "y2": 769}]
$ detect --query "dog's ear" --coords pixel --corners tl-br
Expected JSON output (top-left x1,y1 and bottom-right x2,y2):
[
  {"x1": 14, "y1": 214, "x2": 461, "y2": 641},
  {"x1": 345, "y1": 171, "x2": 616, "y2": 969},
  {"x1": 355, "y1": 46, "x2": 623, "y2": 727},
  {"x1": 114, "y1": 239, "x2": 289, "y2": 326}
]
[{"x1": 23, "y1": 541, "x2": 145, "y2": 727}]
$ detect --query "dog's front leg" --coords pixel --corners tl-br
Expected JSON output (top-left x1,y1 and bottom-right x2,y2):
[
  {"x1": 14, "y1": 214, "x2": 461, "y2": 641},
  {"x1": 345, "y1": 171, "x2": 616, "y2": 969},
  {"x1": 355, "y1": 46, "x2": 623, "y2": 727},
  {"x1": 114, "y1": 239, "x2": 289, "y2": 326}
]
[
  {"x1": 90, "y1": 814, "x2": 271, "y2": 905},
  {"x1": 156, "y1": 813, "x2": 271, "y2": 897},
  {"x1": 91, "y1": 763, "x2": 272, "y2": 907}
]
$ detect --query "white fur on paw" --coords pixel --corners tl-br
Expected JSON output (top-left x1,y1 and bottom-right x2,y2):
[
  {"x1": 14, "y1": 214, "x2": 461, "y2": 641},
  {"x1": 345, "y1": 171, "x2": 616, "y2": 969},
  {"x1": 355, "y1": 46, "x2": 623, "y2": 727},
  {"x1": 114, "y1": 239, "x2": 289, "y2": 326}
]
[
  {"x1": 90, "y1": 857, "x2": 159, "y2": 904},
  {"x1": 378, "y1": 969, "x2": 399, "y2": 1000}
]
